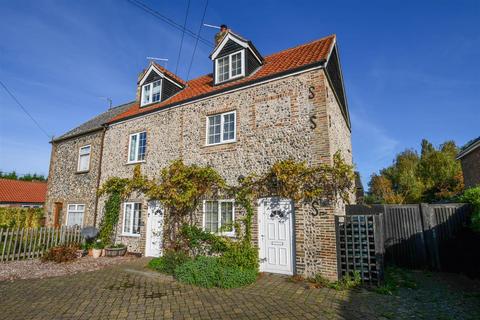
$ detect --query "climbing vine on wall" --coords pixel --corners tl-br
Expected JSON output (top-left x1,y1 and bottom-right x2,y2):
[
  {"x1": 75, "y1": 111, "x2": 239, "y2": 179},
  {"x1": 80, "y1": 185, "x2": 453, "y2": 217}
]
[
  {"x1": 97, "y1": 165, "x2": 151, "y2": 245},
  {"x1": 98, "y1": 153, "x2": 354, "y2": 249},
  {"x1": 98, "y1": 191, "x2": 121, "y2": 245}
]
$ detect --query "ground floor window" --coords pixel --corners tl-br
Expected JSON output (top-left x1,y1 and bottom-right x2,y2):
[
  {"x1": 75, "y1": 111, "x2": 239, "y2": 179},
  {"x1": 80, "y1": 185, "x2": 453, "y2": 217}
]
[
  {"x1": 123, "y1": 202, "x2": 142, "y2": 236},
  {"x1": 66, "y1": 204, "x2": 85, "y2": 227},
  {"x1": 203, "y1": 200, "x2": 234, "y2": 236}
]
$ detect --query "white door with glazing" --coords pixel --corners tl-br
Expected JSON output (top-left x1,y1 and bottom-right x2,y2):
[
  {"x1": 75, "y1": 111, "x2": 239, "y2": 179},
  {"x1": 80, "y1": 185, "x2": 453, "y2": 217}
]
[
  {"x1": 258, "y1": 197, "x2": 294, "y2": 275},
  {"x1": 145, "y1": 200, "x2": 164, "y2": 257}
]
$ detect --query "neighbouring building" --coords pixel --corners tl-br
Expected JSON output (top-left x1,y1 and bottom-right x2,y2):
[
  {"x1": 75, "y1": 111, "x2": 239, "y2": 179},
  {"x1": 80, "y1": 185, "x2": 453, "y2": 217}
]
[
  {"x1": 457, "y1": 137, "x2": 480, "y2": 189},
  {"x1": 0, "y1": 178, "x2": 47, "y2": 208},
  {"x1": 45, "y1": 30, "x2": 353, "y2": 280},
  {"x1": 45, "y1": 102, "x2": 134, "y2": 227}
]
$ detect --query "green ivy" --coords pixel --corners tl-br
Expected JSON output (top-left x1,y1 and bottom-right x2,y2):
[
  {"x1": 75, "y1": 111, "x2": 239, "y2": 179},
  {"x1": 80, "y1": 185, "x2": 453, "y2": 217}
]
[
  {"x1": 179, "y1": 224, "x2": 228, "y2": 256},
  {"x1": 98, "y1": 191, "x2": 121, "y2": 245}
]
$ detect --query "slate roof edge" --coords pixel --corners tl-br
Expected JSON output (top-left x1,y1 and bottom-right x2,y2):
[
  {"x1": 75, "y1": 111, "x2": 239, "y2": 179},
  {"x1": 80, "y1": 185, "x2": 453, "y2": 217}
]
[{"x1": 457, "y1": 137, "x2": 480, "y2": 160}]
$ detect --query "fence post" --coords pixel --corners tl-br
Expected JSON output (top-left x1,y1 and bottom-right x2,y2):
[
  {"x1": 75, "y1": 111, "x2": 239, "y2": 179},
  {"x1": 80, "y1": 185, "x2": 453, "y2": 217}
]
[
  {"x1": 335, "y1": 215, "x2": 342, "y2": 280},
  {"x1": 374, "y1": 214, "x2": 385, "y2": 283},
  {"x1": 0, "y1": 228, "x2": 5, "y2": 262}
]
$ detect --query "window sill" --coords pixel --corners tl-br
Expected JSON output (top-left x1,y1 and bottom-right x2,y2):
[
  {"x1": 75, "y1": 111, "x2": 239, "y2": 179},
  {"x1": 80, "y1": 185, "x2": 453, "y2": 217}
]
[
  {"x1": 126, "y1": 160, "x2": 146, "y2": 165},
  {"x1": 214, "y1": 74, "x2": 245, "y2": 86},
  {"x1": 204, "y1": 140, "x2": 237, "y2": 147},
  {"x1": 121, "y1": 233, "x2": 141, "y2": 238},
  {"x1": 140, "y1": 100, "x2": 161, "y2": 108},
  {"x1": 75, "y1": 170, "x2": 90, "y2": 174}
]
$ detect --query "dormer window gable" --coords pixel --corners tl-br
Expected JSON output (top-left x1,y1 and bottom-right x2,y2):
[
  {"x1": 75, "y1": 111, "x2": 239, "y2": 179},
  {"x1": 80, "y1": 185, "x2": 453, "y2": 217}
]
[
  {"x1": 210, "y1": 31, "x2": 263, "y2": 85},
  {"x1": 138, "y1": 63, "x2": 185, "y2": 107}
]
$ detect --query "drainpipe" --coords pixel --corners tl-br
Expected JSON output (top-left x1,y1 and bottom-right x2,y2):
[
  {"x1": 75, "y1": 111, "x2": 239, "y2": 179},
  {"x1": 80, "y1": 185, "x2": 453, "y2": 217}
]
[{"x1": 93, "y1": 124, "x2": 108, "y2": 227}]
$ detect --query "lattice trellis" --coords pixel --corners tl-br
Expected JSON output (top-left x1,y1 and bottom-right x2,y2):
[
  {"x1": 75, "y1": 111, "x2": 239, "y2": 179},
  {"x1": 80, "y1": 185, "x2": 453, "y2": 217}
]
[{"x1": 335, "y1": 214, "x2": 384, "y2": 285}]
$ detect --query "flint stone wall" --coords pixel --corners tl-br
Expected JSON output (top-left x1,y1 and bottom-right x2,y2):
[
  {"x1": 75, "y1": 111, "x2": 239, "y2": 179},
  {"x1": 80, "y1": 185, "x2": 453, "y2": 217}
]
[{"x1": 99, "y1": 68, "x2": 352, "y2": 279}]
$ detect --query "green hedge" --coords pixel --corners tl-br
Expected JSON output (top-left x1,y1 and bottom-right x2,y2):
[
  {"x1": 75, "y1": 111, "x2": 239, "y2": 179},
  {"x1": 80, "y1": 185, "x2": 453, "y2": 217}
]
[
  {"x1": 459, "y1": 186, "x2": 480, "y2": 232},
  {"x1": 148, "y1": 250, "x2": 191, "y2": 275},
  {"x1": 0, "y1": 207, "x2": 44, "y2": 229},
  {"x1": 174, "y1": 256, "x2": 257, "y2": 289}
]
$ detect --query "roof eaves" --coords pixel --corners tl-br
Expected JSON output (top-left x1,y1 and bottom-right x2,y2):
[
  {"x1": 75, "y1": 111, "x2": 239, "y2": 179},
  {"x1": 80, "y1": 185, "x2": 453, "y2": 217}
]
[
  {"x1": 51, "y1": 126, "x2": 104, "y2": 144},
  {"x1": 457, "y1": 137, "x2": 480, "y2": 159}
]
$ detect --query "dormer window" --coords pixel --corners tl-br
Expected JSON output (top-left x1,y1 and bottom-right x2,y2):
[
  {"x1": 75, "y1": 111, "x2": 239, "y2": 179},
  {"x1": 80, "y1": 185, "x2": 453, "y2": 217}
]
[
  {"x1": 215, "y1": 50, "x2": 244, "y2": 84},
  {"x1": 141, "y1": 80, "x2": 162, "y2": 106},
  {"x1": 138, "y1": 63, "x2": 186, "y2": 107},
  {"x1": 210, "y1": 31, "x2": 264, "y2": 86}
]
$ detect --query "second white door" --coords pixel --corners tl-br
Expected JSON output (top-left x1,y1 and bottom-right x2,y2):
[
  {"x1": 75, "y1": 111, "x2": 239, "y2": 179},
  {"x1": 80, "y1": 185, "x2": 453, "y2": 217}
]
[
  {"x1": 258, "y1": 197, "x2": 293, "y2": 275},
  {"x1": 145, "y1": 200, "x2": 164, "y2": 257}
]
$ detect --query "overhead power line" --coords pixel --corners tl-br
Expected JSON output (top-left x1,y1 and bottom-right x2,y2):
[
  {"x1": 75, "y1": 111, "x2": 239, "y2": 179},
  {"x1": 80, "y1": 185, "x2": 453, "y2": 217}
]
[
  {"x1": 0, "y1": 80, "x2": 52, "y2": 140},
  {"x1": 175, "y1": 0, "x2": 191, "y2": 75},
  {"x1": 127, "y1": 0, "x2": 213, "y2": 48},
  {"x1": 187, "y1": 0, "x2": 209, "y2": 81}
]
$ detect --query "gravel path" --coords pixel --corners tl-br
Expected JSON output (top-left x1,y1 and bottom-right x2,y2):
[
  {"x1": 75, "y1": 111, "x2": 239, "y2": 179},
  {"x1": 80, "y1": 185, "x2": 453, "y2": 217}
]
[{"x1": 0, "y1": 255, "x2": 139, "y2": 281}]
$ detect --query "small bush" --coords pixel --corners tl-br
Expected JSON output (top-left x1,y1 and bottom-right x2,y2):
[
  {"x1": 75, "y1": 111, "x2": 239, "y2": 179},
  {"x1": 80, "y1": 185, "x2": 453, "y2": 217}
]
[
  {"x1": 174, "y1": 256, "x2": 257, "y2": 288},
  {"x1": 92, "y1": 239, "x2": 105, "y2": 249},
  {"x1": 106, "y1": 243, "x2": 126, "y2": 249},
  {"x1": 313, "y1": 274, "x2": 332, "y2": 287},
  {"x1": 219, "y1": 240, "x2": 259, "y2": 270},
  {"x1": 148, "y1": 250, "x2": 191, "y2": 275},
  {"x1": 312, "y1": 271, "x2": 362, "y2": 291},
  {"x1": 459, "y1": 186, "x2": 480, "y2": 233},
  {"x1": 331, "y1": 271, "x2": 362, "y2": 290},
  {"x1": 41, "y1": 245, "x2": 79, "y2": 263},
  {"x1": 180, "y1": 225, "x2": 228, "y2": 256}
]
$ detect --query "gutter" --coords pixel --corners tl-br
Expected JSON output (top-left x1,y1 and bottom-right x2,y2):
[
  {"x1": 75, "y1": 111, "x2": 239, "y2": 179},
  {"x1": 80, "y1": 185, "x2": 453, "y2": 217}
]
[
  {"x1": 50, "y1": 127, "x2": 104, "y2": 144},
  {"x1": 456, "y1": 138, "x2": 480, "y2": 160},
  {"x1": 93, "y1": 124, "x2": 108, "y2": 227}
]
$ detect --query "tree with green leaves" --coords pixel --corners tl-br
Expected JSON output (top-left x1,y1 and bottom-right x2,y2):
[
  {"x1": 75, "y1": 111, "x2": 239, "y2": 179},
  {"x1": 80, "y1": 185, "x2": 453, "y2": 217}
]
[
  {"x1": 366, "y1": 139, "x2": 464, "y2": 204},
  {"x1": 0, "y1": 171, "x2": 46, "y2": 181}
]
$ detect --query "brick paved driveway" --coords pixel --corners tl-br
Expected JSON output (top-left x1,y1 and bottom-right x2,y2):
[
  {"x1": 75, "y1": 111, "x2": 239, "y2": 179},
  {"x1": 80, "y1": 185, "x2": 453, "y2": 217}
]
[{"x1": 1, "y1": 258, "x2": 479, "y2": 320}]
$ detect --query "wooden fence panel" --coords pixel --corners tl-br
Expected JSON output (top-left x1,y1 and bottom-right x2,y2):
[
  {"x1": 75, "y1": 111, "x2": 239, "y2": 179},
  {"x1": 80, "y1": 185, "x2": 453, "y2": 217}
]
[
  {"x1": 0, "y1": 226, "x2": 81, "y2": 262},
  {"x1": 345, "y1": 203, "x2": 472, "y2": 272},
  {"x1": 384, "y1": 205, "x2": 427, "y2": 269},
  {"x1": 422, "y1": 203, "x2": 471, "y2": 270}
]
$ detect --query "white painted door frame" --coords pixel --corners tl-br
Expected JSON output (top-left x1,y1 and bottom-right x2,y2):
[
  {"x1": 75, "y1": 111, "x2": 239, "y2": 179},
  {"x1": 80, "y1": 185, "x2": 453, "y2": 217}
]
[
  {"x1": 258, "y1": 197, "x2": 294, "y2": 275},
  {"x1": 145, "y1": 200, "x2": 164, "y2": 257}
]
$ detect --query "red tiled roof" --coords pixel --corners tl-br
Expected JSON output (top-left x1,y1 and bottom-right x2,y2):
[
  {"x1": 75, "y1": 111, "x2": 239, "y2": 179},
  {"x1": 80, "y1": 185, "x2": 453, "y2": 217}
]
[
  {"x1": 110, "y1": 34, "x2": 335, "y2": 123},
  {"x1": 0, "y1": 179, "x2": 47, "y2": 204}
]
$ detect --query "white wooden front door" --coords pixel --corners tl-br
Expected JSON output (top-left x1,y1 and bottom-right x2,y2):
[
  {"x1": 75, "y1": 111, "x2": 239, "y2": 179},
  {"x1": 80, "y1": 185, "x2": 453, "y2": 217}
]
[
  {"x1": 258, "y1": 198, "x2": 294, "y2": 275},
  {"x1": 145, "y1": 200, "x2": 164, "y2": 257}
]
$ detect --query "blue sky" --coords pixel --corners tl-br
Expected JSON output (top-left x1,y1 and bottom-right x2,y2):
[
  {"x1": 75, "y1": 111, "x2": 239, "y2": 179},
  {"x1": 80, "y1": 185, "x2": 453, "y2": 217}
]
[{"x1": 0, "y1": 0, "x2": 479, "y2": 188}]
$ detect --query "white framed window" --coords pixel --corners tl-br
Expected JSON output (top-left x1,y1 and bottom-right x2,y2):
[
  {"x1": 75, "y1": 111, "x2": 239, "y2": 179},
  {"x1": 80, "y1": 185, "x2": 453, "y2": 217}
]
[
  {"x1": 206, "y1": 111, "x2": 236, "y2": 145},
  {"x1": 215, "y1": 50, "x2": 244, "y2": 83},
  {"x1": 123, "y1": 202, "x2": 142, "y2": 236},
  {"x1": 66, "y1": 204, "x2": 85, "y2": 227},
  {"x1": 21, "y1": 204, "x2": 41, "y2": 208},
  {"x1": 77, "y1": 145, "x2": 91, "y2": 172},
  {"x1": 141, "y1": 80, "x2": 162, "y2": 106},
  {"x1": 202, "y1": 200, "x2": 235, "y2": 236},
  {"x1": 128, "y1": 131, "x2": 147, "y2": 163}
]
